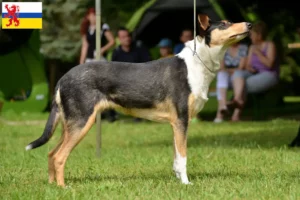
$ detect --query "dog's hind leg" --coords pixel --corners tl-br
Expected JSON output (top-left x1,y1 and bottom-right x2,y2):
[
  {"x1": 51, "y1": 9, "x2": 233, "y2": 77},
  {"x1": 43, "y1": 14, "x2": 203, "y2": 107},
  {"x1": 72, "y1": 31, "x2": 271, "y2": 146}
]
[
  {"x1": 171, "y1": 117, "x2": 190, "y2": 184},
  {"x1": 52, "y1": 116, "x2": 96, "y2": 187},
  {"x1": 52, "y1": 101, "x2": 107, "y2": 187},
  {"x1": 48, "y1": 124, "x2": 65, "y2": 183}
]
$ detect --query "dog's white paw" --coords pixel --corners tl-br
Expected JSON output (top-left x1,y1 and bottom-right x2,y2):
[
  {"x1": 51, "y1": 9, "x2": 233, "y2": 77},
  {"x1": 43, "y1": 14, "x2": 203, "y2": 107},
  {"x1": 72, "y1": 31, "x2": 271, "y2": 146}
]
[
  {"x1": 181, "y1": 180, "x2": 193, "y2": 185},
  {"x1": 173, "y1": 169, "x2": 191, "y2": 185},
  {"x1": 64, "y1": 185, "x2": 72, "y2": 189},
  {"x1": 173, "y1": 159, "x2": 191, "y2": 185},
  {"x1": 173, "y1": 164, "x2": 183, "y2": 179},
  {"x1": 180, "y1": 174, "x2": 191, "y2": 185},
  {"x1": 174, "y1": 171, "x2": 181, "y2": 179}
]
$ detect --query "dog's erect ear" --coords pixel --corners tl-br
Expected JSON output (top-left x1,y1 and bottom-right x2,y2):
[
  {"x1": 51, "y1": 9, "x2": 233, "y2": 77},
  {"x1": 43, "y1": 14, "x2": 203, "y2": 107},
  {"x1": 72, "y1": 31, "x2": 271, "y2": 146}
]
[{"x1": 198, "y1": 14, "x2": 210, "y2": 31}]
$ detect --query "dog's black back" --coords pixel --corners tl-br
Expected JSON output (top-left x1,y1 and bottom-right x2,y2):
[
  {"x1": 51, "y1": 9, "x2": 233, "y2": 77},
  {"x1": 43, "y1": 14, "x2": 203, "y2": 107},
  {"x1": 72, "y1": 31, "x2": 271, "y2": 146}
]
[{"x1": 57, "y1": 57, "x2": 191, "y2": 124}]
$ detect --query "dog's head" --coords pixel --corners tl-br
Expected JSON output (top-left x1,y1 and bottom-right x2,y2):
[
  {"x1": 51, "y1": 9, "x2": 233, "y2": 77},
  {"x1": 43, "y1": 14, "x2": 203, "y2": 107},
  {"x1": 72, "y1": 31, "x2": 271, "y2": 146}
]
[{"x1": 198, "y1": 14, "x2": 252, "y2": 47}]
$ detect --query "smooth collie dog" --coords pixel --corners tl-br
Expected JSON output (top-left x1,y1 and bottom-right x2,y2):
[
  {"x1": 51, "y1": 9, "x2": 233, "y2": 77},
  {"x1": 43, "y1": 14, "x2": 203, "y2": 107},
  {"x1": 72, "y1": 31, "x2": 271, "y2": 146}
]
[{"x1": 26, "y1": 14, "x2": 252, "y2": 187}]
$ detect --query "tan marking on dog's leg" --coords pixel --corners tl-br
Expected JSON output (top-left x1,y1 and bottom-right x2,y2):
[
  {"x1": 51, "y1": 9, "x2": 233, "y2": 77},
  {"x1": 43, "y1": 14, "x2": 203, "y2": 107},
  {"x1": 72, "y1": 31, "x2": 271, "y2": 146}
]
[
  {"x1": 188, "y1": 94, "x2": 196, "y2": 120},
  {"x1": 53, "y1": 101, "x2": 108, "y2": 187},
  {"x1": 48, "y1": 124, "x2": 65, "y2": 183},
  {"x1": 172, "y1": 120, "x2": 187, "y2": 158},
  {"x1": 171, "y1": 119, "x2": 190, "y2": 184}
]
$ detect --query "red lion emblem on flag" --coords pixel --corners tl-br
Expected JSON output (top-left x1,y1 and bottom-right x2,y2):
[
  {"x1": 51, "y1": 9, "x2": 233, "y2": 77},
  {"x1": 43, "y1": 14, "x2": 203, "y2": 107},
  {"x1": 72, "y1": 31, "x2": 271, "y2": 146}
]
[{"x1": 4, "y1": 4, "x2": 20, "y2": 27}]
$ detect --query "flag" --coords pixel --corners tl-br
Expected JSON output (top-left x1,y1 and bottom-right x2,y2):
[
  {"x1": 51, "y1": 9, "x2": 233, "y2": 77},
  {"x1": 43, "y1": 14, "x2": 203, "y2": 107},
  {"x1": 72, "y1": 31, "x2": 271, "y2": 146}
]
[{"x1": 1, "y1": 2, "x2": 42, "y2": 29}]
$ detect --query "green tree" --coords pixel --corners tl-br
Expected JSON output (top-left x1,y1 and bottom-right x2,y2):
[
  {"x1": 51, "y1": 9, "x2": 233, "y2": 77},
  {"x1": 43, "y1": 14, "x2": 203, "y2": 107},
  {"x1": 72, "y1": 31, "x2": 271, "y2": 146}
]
[
  {"x1": 41, "y1": 0, "x2": 149, "y2": 62},
  {"x1": 41, "y1": 0, "x2": 90, "y2": 62}
]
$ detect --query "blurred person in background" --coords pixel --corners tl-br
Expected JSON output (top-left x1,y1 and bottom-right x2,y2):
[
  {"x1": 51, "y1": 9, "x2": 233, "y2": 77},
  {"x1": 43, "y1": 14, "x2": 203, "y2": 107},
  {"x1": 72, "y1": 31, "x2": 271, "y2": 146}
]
[
  {"x1": 214, "y1": 42, "x2": 248, "y2": 123},
  {"x1": 79, "y1": 8, "x2": 115, "y2": 64},
  {"x1": 228, "y1": 21, "x2": 279, "y2": 121},
  {"x1": 109, "y1": 27, "x2": 152, "y2": 122},
  {"x1": 158, "y1": 38, "x2": 174, "y2": 58},
  {"x1": 173, "y1": 29, "x2": 193, "y2": 54}
]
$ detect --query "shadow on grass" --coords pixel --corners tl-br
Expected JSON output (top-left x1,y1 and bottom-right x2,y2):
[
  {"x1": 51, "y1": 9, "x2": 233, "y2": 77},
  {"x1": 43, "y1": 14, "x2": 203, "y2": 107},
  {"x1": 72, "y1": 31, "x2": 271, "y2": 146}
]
[
  {"x1": 65, "y1": 169, "x2": 300, "y2": 184},
  {"x1": 65, "y1": 171, "x2": 257, "y2": 184},
  {"x1": 189, "y1": 170, "x2": 300, "y2": 181},
  {"x1": 65, "y1": 172, "x2": 173, "y2": 183},
  {"x1": 140, "y1": 129, "x2": 300, "y2": 149},
  {"x1": 188, "y1": 130, "x2": 298, "y2": 149}
]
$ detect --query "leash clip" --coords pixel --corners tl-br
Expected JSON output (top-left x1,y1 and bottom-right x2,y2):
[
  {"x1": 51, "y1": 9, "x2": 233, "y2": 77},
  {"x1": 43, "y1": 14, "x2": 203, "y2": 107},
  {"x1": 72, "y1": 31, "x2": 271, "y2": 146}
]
[{"x1": 192, "y1": 42, "x2": 197, "y2": 56}]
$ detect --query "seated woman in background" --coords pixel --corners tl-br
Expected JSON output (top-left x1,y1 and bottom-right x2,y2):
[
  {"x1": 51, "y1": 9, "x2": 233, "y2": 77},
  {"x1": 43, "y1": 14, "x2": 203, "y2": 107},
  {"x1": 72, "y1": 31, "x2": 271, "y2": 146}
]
[
  {"x1": 228, "y1": 21, "x2": 279, "y2": 121},
  {"x1": 214, "y1": 42, "x2": 248, "y2": 123}
]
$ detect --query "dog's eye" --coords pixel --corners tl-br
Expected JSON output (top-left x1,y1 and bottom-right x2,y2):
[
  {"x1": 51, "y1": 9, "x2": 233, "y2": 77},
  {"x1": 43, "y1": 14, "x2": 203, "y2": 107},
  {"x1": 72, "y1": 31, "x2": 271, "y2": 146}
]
[{"x1": 220, "y1": 22, "x2": 226, "y2": 26}]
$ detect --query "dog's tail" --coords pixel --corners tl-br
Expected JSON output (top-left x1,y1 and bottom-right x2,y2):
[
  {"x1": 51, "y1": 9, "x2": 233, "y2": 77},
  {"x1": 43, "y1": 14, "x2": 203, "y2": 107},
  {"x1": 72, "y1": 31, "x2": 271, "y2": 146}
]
[{"x1": 25, "y1": 99, "x2": 60, "y2": 151}]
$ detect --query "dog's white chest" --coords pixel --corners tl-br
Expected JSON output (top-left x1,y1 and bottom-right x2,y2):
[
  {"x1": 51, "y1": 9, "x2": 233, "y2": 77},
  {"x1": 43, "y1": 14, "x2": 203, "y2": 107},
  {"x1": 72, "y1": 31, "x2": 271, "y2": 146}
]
[
  {"x1": 185, "y1": 59, "x2": 215, "y2": 101},
  {"x1": 193, "y1": 95, "x2": 207, "y2": 112},
  {"x1": 177, "y1": 38, "x2": 223, "y2": 114},
  {"x1": 177, "y1": 40, "x2": 217, "y2": 102}
]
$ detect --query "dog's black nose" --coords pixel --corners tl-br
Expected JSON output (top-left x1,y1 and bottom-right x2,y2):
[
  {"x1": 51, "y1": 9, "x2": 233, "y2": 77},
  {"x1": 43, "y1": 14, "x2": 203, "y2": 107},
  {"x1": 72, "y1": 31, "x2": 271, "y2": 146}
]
[{"x1": 246, "y1": 22, "x2": 252, "y2": 29}]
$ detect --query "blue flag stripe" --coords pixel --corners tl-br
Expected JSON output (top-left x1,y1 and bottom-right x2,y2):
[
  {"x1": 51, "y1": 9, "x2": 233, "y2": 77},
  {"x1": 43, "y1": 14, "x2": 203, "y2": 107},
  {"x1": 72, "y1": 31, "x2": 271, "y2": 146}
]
[{"x1": 2, "y1": 13, "x2": 42, "y2": 18}]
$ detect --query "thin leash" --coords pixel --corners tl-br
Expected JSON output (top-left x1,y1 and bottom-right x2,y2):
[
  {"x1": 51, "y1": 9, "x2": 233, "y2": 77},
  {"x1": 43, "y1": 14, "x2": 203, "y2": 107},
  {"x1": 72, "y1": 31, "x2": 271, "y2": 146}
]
[
  {"x1": 193, "y1": 0, "x2": 197, "y2": 56},
  {"x1": 188, "y1": 45, "x2": 215, "y2": 74},
  {"x1": 191, "y1": 0, "x2": 215, "y2": 74}
]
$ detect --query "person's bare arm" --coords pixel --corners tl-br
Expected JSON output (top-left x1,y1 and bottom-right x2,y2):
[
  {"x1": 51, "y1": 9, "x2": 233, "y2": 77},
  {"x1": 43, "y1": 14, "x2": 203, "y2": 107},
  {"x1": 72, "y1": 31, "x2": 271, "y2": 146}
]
[
  {"x1": 100, "y1": 30, "x2": 115, "y2": 55},
  {"x1": 238, "y1": 56, "x2": 247, "y2": 70},
  {"x1": 79, "y1": 35, "x2": 88, "y2": 64},
  {"x1": 245, "y1": 45, "x2": 257, "y2": 73},
  {"x1": 220, "y1": 59, "x2": 225, "y2": 70},
  {"x1": 252, "y1": 41, "x2": 276, "y2": 68}
]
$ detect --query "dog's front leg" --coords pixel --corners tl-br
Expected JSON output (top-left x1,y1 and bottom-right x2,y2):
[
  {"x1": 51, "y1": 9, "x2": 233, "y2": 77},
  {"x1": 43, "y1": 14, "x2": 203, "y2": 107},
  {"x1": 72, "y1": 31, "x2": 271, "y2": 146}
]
[{"x1": 171, "y1": 119, "x2": 190, "y2": 184}]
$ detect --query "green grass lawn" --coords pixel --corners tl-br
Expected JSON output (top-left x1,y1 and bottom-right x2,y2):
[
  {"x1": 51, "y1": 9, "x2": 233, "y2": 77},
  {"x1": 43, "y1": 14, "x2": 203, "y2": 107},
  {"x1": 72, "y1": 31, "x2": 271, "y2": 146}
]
[{"x1": 0, "y1": 113, "x2": 300, "y2": 199}]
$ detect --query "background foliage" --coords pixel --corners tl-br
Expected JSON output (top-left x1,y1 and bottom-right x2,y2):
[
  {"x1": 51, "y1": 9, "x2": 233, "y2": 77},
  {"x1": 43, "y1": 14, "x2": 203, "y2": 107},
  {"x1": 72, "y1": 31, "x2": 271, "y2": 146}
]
[
  {"x1": 221, "y1": 0, "x2": 300, "y2": 95},
  {"x1": 41, "y1": 0, "x2": 149, "y2": 62},
  {"x1": 40, "y1": 0, "x2": 300, "y2": 95}
]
